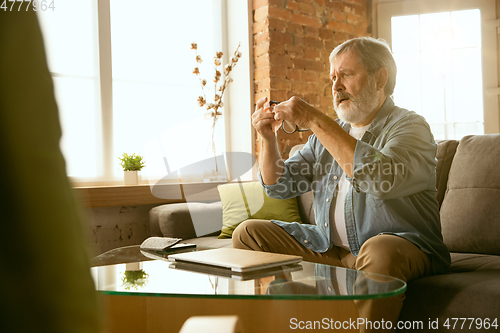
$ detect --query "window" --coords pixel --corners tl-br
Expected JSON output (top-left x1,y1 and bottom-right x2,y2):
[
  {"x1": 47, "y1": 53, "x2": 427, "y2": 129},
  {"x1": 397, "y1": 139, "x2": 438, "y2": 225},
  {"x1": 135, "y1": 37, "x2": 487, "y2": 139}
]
[
  {"x1": 38, "y1": 0, "x2": 253, "y2": 185},
  {"x1": 377, "y1": 0, "x2": 499, "y2": 140}
]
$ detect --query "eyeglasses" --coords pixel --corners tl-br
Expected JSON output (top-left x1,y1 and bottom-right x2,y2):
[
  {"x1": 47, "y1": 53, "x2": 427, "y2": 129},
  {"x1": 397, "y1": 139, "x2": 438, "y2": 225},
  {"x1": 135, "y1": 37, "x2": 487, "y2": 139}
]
[{"x1": 269, "y1": 100, "x2": 311, "y2": 134}]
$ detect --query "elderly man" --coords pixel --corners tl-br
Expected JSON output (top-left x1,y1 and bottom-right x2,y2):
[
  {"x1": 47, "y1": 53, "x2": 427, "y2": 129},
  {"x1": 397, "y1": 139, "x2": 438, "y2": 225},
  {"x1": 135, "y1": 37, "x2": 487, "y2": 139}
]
[{"x1": 233, "y1": 37, "x2": 450, "y2": 330}]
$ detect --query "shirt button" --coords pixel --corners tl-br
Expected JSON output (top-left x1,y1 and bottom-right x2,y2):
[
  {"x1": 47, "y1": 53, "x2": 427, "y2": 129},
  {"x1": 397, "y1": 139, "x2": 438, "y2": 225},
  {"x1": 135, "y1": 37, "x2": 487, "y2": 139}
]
[
  {"x1": 324, "y1": 223, "x2": 328, "y2": 227},
  {"x1": 333, "y1": 176, "x2": 338, "y2": 180},
  {"x1": 326, "y1": 198, "x2": 330, "y2": 202},
  {"x1": 304, "y1": 240, "x2": 309, "y2": 244}
]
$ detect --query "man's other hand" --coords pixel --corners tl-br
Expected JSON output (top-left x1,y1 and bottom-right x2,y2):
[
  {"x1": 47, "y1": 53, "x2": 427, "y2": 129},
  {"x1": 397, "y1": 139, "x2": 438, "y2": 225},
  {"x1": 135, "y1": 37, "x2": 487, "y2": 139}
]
[{"x1": 252, "y1": 97, "x2": 281, "y2": 141}]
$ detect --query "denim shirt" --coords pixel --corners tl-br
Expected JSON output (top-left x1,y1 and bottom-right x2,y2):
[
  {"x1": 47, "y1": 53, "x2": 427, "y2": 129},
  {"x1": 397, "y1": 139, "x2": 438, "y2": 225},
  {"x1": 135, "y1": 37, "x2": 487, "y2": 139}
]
[{"x1": 259, "y1": 97, "x2": 451, "y2": 274}]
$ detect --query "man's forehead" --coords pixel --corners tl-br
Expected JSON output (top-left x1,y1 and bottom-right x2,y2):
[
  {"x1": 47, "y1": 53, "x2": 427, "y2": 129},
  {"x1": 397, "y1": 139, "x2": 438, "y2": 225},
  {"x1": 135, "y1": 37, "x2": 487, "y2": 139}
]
[{"x1": 330, "y1": 50, "x2": 364, "y2": 72}]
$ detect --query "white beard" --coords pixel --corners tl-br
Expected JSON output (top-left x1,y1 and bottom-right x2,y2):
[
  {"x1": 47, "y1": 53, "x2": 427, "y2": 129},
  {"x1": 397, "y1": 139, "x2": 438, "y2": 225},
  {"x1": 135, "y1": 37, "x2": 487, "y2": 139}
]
[{"x1": 334, "y1": 76, "x2": 379, "y2": 125}]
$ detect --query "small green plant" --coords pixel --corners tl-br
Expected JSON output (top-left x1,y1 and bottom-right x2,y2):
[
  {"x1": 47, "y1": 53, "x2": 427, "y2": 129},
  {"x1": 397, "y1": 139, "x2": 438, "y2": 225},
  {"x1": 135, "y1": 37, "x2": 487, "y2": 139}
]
[
  {"x1": 119, "y1": 153, "x2": 146, "y2": 171},
  {"x1": 122, "y1": 269, "x2": 149, "y2": 290}
]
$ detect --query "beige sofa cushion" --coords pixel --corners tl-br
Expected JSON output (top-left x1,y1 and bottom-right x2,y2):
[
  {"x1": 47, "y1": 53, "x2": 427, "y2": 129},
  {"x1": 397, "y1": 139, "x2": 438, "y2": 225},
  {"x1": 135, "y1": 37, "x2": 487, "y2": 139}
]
[
  {"x1": 149, "y1": 202, "x2": 223, "y2": 239},
  {"x1": 440, "y1": 134, "x2": 500, "y2": 255}
]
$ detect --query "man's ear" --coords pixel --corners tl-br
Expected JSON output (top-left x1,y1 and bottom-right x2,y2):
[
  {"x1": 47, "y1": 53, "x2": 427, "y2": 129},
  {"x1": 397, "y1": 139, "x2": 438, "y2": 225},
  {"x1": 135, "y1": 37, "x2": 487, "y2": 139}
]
[{"x1": 375, "y1": 67, "x2": 388, "y2": 92}]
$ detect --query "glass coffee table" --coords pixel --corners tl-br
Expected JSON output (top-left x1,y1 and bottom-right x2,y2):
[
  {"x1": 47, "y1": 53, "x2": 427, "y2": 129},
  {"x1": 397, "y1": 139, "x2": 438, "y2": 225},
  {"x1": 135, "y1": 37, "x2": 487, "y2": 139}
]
[{"x1": 91, "y1": 245, "x2": 406, "y2": 333}]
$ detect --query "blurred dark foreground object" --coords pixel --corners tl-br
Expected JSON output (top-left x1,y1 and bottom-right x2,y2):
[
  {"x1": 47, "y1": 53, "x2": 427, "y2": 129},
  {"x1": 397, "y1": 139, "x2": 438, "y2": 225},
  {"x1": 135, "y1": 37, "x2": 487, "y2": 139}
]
[{"x1": 0, "y1": 7, "x2": 102, "y2": 333}]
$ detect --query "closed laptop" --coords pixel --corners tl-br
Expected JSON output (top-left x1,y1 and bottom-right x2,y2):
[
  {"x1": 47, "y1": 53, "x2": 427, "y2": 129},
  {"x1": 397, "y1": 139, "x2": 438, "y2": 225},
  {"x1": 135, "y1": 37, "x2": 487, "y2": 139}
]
[{"x1": 168, "y1": 248, "x2": 302, "y2": 273}]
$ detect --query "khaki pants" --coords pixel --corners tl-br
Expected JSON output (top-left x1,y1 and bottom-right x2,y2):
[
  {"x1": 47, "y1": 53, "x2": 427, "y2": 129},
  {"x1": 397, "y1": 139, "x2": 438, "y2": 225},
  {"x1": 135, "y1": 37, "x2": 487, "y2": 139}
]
[{"x1": 232, "y1": 220, "x2": 431, "y2": 332}]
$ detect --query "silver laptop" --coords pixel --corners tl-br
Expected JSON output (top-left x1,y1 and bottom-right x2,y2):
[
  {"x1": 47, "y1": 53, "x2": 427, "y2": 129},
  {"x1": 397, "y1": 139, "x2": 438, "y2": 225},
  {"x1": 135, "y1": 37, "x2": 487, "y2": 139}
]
[{"x1": 168, "y1": 248, "x2": 302, "y2": 273}]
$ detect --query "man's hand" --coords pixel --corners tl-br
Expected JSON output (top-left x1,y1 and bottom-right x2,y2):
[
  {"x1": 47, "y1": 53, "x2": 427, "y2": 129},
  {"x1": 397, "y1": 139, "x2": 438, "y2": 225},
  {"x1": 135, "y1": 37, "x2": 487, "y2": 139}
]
[
  {"x1": 252, "y1": 97, "x2": 281, "y2": 141},
  {"x1": 273, "y1": 96, "x2": 320, "y2": 130}
]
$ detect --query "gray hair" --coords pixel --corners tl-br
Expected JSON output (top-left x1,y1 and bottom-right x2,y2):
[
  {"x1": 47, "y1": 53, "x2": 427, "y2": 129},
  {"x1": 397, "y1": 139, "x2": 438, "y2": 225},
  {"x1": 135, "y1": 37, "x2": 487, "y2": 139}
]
[{"x1": 329, "y1": 37, "x2": 397, "y2": 96}]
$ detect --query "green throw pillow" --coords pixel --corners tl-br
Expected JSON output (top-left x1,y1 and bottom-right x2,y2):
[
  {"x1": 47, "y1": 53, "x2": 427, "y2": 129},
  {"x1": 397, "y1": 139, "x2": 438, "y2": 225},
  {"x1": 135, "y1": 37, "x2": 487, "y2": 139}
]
[{"x1": 217, "y1": 181, "x2": 302, "y2": 239}]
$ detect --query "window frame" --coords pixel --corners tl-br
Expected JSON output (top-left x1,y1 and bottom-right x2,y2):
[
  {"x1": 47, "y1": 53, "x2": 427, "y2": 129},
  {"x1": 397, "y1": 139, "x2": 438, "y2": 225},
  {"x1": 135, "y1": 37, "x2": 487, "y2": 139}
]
[
  {"x1": 46, "y1": 0, "x2": 254, "y2": 187},
  {"x1": 374, "y1": 0, "x2": 499, "y2": 136}
]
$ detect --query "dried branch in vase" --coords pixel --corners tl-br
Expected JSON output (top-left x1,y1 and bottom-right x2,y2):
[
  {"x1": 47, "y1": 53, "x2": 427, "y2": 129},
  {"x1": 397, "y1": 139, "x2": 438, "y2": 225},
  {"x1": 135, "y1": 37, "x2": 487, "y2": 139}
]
[
  {"x1": 191, "y1": 42, "x2": 242, "y2": 124},
  {"x1": 191, "y1": 42, "x2": 241, "y2": 176}
]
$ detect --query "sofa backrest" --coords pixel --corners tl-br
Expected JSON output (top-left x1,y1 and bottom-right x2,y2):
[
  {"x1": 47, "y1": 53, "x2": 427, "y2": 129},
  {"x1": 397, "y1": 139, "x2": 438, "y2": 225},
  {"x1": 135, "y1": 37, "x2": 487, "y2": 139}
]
[
  {"x1": 440, "y1": 134, "x2": 500, "y2": 255},
  {"x1": 435, "y1": 140, "x2": 459, "y2": 207}
]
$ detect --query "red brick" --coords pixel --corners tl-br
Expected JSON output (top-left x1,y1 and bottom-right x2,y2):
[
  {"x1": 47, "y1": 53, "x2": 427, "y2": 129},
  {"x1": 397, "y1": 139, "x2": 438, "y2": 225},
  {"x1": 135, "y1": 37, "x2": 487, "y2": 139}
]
[
  {"x1": 270, "y1": 90, "x2": 289, "y2": 102},
  {"x1": 293, "y1": 35, "x2": 304, "y2": 47},
  {"x1": 303, "y1": 36, "x2": 323, "y2": 48},
  {"x1": 291, "y1": 13, "x2": 323, "y2": 28},
  {"x1": 270, "y1": 65, "x2": 287, "y2": 78},
  {"x1": 254, "y1": 6, "x2": 269, "y2": 22},
  {"x1": 333, "y1": 32, "x2": 351, "y2": 44},
  {"x1": 254, "y1": 92, "x2": 269, "y2": 104},
  {"x1": 286, "y1": 69, "x2": 302, "y2": 81},
  {"x1": 270, "y1": 0, "x2": 286, "y2": 6},
  {"x1": 343, "y1": 4, "x2": 356, "y2": 15},
  {"x1": 287, "y1": 23, "x2": 304, "y2": 36},
  {"x1": 304, "y1": 48, "x2": 321, "y2": 61},
  {"x1": 331, "y1": 11, "x2": 347, "y2": 22},
  {"x1": 270, "y1": 53, "x2": 294, "y2": 68},
  {"x1": 324, "y1": 38, "x2": 337, "y2": 51},
  {"x1": 269, "y1": 18, "x2": 287, "y2": 32},
  {"x1": 269, "y1": 40, "x2": 286, "y2": 55},
  {"x1": 254, "y1": 66, "x2": 270, "y2": 80},
  {"x1": 304, "y1": 26, "x2": 319, "y2": 38},
  {"x1": 304, "y1": 94, "x2": 320, "y2": 105},
  {"x1": 286, "y1": 44, "x2": 304, "y2": 58},
  {"x1": 256, "y1": 77, "x2": 271, "y2": 91},
  {"x1": 327, "y1": 20, "x2": 354, "y2": 34},
  {"x1": 254, "y1": 0, "x2": 286, "y2": 10},
  {"x1": 293, "y1": 81, "x2": 319, "y2": 94},
  {"x1": 254, "y1": 30, "x2": 270, "y2": 45},
  {"x1": 325, "y1": 0, "x2": 344, "y2": 11},
  {"x1": 319, "y1": 28, "x2": 334, "y2": 40},
  {"x1": 271, "y1": 77, "x2": 292, "y2": 91},
  {"x1": 269, "y1": 6, "x2": 292, "y2": 21},
  {"x1": 298, "y1": 2, "x2": 315, "y2": 15},
  {"x1": 354, "y1": 23, "x2": 369, "y2": 36},
  {"x1": 347, "y1": 13, "x2": 362, "y2": 26},
  {"x1": 269, "y1": 30, "x2": 294, "y2": 45},
  {"x1": 316, "y1": 0, "x2": 324, "y2": 5},
  {"x1": 254, "y1": 41, "x2": 270, "y2": 57},
  {"x1": 255, "y1": 54, "x2": 270, "y2": 68},
  {"x1": 351, "y1": 4, "x2": 367, "y2": 16},
  {"x1": 253, "y1": 0, "x2": 268, "y2": 10},
  {"x1": 316, "y1": 7, "x2": 326, "y2": 18},
  {"x1": 302, "y1": 70, "x2": 318, "y2": 82},
  {"x1": 253, "y1": 20, "x2": 267, "y2": 34},
  {"x1": 293, "y1": 58, "x2": 324, "y2": 72},
  {"x1": 320, "y1": 95, "x2": 333, "y2": 107},
  {"x1": 287, "y1": 1, "x2": 298, "y2": 11}
]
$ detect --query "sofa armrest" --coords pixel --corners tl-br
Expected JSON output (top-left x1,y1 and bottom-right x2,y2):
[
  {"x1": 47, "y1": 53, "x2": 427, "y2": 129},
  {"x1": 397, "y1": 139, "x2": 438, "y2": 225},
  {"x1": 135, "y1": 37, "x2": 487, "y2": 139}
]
[{"x1": 149, "y1": 202, "x2": 223, "y2": 239}]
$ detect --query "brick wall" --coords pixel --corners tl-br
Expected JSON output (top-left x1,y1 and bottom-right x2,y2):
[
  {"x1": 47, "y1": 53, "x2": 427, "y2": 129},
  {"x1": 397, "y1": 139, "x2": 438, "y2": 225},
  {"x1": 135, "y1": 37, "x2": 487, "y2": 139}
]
[{"x1": 253, "y1": 0, "x2": 372, "y2": 159}]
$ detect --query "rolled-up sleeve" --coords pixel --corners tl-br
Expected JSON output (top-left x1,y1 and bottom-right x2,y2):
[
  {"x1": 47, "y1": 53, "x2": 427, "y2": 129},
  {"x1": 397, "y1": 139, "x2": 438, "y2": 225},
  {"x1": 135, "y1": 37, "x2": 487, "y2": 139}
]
[{"x1": 348, "y1": 113, "x2": 437, "y2": 199}]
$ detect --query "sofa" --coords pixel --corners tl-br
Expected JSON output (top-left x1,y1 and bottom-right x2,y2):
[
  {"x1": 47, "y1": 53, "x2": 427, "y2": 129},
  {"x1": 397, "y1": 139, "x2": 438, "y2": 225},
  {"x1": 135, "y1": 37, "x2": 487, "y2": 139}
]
[{"x1": 149, "y1": 134, "x2": 500, "y2": 331}]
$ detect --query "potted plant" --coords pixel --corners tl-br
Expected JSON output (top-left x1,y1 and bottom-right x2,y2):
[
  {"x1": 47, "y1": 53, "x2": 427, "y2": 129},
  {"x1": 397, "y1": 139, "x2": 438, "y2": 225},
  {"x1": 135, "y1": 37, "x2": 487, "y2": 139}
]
[
  {"x1": 118, "y1": 153, "x2": 146, "y2": 185},
  {"x1": 122, "y1": 263, "x2": 149, "y2": 290}
]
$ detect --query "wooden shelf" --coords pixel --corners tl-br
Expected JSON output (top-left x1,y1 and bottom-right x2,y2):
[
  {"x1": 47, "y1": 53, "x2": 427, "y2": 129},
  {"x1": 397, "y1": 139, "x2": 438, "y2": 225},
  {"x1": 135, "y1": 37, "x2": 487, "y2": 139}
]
[{"x1": 74, "y1": 182, "x2": 225, "y2": 208}]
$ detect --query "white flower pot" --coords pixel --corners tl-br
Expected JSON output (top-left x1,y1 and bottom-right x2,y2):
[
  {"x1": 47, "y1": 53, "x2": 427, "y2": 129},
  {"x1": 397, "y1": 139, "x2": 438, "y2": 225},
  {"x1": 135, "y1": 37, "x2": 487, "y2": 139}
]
[
  {"x1": 124, "y1": 171, "x2": 139, "y2": 185},
  {"x1": 125, "y1": 262, "x2": 142, "y2": 271}
]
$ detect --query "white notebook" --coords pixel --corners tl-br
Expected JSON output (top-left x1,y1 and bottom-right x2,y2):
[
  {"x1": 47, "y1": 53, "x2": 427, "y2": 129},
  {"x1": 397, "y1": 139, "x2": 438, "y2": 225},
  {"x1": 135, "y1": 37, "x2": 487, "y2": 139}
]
[{"x1": 168, "y1": 248, "x2": 302, "y2": 273}]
